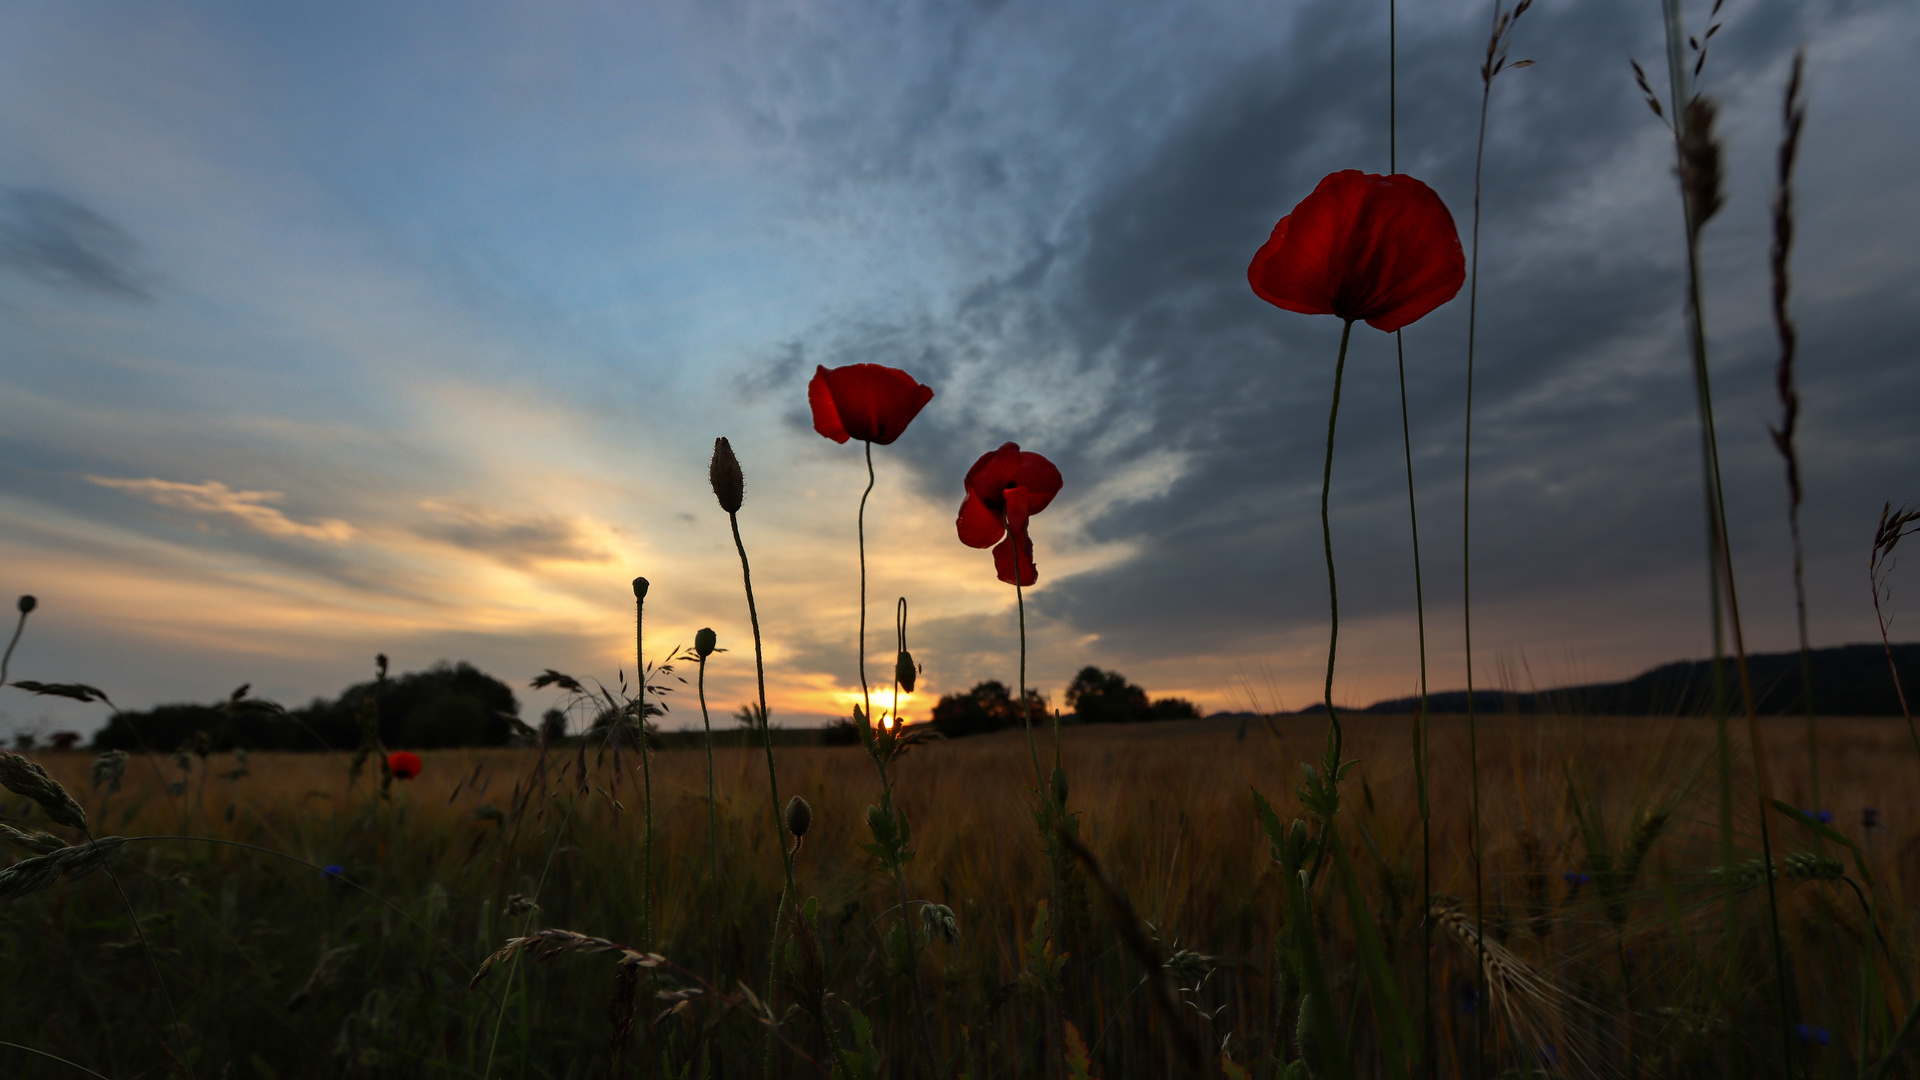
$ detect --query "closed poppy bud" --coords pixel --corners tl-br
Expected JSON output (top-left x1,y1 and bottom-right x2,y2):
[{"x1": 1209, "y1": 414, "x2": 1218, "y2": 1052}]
[
  {"x1": 632, "y1": 577, "x2": 649, "y2": 600},
  {"x1": 894, "y1": 649, "x2": 916, "y2": 693},
  {"x1": 710, "y1": 437, "x2": 745, "y2": 513},
  {"x1": 866, "y1": 803, "x2": 892, "y2": 841},
  {"x1": 1051, "y1": 766, "x2": 1068, "y2": 807},
  {"x1": 16, "y1": 595, "x2": 35, "y2": 614},
  {"x1": 785, "y1": 795, "x2": 812, "y2": 840},
  {"x1": 695, "y1": 627, "x2": 717, "y2": 658}
]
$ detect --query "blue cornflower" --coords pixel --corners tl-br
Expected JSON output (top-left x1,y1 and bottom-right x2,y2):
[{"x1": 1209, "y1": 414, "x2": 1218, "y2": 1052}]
[
  {"x1": 322, "y1": 863, "x2": 345, "y2": 880},
  {"x1": 1813, "y1": 809, "x2": 1834, "y2": 824},
  {"x1": 1795, "y1": 1023, "x2": 1830, "y2": 1047}
]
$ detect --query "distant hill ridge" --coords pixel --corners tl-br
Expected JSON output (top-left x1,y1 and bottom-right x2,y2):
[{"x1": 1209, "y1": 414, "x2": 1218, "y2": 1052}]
[{"x1": 1347, "y1": 643, "x2": 1919, "y2": 716}]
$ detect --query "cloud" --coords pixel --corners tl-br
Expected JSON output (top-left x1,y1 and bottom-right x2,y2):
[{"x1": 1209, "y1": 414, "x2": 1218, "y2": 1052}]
[
  {"x1": 86, "y1": 476, "x2": 355, "y2": 543},
  {"x1": 412, "y1": 501, "x2": 610, "y2": 567},
  {"x1": 0, "y1": 188, "x2": 151, "y2": 299}
]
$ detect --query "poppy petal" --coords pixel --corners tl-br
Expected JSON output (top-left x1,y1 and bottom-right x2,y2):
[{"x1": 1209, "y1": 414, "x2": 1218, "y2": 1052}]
[
  {"x1": 1012, "y1": 453, "x2": 1064, "y2": 515},
  {"x1": 819, "y1": 364, "x2": 935, "y2": 445},
  {"x1": 956, "y1": 492, "x2": 1004, "y2": 548},
  {"x1": 992, "y1": 526, "x2": 1038, "y2": 586},
  {"x1": 1248, "y1": 170, "x2": 1464, "y2": 333},
  {"x1": 809, "y1": 366, "x2": 850, "y2": 444},
  {"x1": 964, "y1": 442, "x2": 1024, "y2": 511}
]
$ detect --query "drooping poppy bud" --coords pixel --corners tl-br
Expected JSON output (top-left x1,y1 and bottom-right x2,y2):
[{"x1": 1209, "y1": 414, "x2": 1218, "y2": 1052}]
[
  {"x1": 1248, "y1": 170, "x2": 1465, "y2": 333},
  {"x1": 695, "y1": 627, "x2": 717, "y2": 658},
  {"x1": 632, "y1": 577, "x2": 649, "y2": 600},
  {"x1": 16, "y1": 595, "x2": 35, "y2": 614},
  {"x1": 785, "y1": 795, "x2": 812, "y2": 840},
  {"x1": 386, "y1": 751, "x2": 422, "y2": 780},
  {"x1": 710, "y1": 437, "x2": 745, "y2": 513},
  {"x1": 808, "y1": 364, "x2": 935, "y2": 445},
  {"x1": 894, "y1": 650, "x2": 916, "y2": 693}
]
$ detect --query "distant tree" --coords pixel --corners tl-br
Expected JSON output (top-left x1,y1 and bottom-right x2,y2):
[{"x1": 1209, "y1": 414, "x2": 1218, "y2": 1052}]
[
  {"x1": 931, "y1": 680, "x2": 1048, "y2": 739},
  {"x1": 1144, "y1": 697, "x2": 1201, "y2": 722},
  {"x1": 48, "y1": 731, "x2": 81, "y2": 751},
  {"x1": 821, "y1": 716, "x2": 861, "y2": 746},
  {"x1": 92, "y1": 660, "x2": 522, "y2": 751},
  {"x1": 1065, "y1": 666, "x2": 1150, "y2": 724}
]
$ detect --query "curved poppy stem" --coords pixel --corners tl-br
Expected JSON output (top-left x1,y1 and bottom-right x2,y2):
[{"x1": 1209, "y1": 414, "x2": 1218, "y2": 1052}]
[
  {"x1": 1009, "y1": 513, "x2": 1046, "y2": 793},
  {"x1": 859, "y1": 439, "x2": 876, "y2": 730},
  {"x1": 1319, "y1": 319, "x2": 1355, "y2": 761}
]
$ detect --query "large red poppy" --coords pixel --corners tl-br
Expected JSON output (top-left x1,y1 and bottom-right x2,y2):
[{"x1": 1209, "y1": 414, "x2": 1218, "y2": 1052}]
[
  {"x1": 956, "y1": 442, "x2": 1063, "y2": 586},
  {"x1": 808, "y1": 364, "x2": 935, "y2": 445},
  {"x1": 1248, "y1": 170, "x2": 1465, "y2": 333},
  {"x1": 386, "y1": 751, "x2": 422, "y2": 780}
]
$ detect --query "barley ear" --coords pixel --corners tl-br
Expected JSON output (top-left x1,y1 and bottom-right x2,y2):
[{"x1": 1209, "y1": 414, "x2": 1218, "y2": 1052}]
[{"x1": 0, "y1": 750, "x2": 89, "y2": 831}]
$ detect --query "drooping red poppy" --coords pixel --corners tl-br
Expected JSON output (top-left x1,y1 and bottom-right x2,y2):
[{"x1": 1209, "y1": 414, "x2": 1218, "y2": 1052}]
[
  {"x1": 956, "y1": 442, "x2": 1064, "y2": 586},
  {"x1": 808, "y1": 364, "x2": 935, "y2": 445},
  {"x1": 386, "y1": 751, "x2": 422, "y2": 780},
  {"x1": 1248, "y1": 170, "x2": 1465, "y2": 333}
]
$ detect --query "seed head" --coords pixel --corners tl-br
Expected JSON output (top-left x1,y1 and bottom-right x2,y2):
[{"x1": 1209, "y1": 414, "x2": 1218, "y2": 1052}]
[
  {"x1": 785, "y1": 795, "x2": 813, "y2": 840},
  {"x1": 0, "y1": 751, "x2": 88, "y2": 831},
  {"x1": 16, "y1": 595, "x2": 35, "y2": 614},
  {"x1": 632, "y1": 577, "x2": 649, "y2": 601},
  {"x1": 710, "y1": 437, "x2": 745, "y2": 513},
  {"x1": 694, "y1": 627, "x2": 717, "y2": 658},
  {"x1": 91, "y1": 750, "x2": 129, "y2": 795}
]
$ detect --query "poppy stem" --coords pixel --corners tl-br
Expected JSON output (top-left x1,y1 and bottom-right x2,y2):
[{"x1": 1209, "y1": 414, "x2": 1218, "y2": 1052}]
[
  {"x1": 727, "y1": 508, "x2": 797, "y2": 1078},
  {"x1": 1010, "y1": 514, "x2": 1046, "y2": 793},
  {"x1": 1318, "y1": 319, "x2": 1355, "y2": 762},
  {"x1": 634, "y1": 588, "x2": 652, "y2": 955},
  {"x1": 699, "y1": 653, "x2": 719, "y2": 982},
  {"x1": 860, "y1": 439, "x2": 876, "y2": 730}
]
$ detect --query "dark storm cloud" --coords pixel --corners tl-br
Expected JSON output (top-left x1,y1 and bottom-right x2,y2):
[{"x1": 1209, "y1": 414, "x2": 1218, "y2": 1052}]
[
  {"x1": 0, "y1": 188, "x2": 151, "y2": 299},
  {"x1": 749, "y1": 0, "x2": 1919, "y2": 688}
]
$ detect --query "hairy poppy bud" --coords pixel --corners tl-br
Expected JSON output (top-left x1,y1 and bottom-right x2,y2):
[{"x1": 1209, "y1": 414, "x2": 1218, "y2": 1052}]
[
  {"x1": 1051, "y1": 766, "x2": 1068, "y2": 808},
  {"x1": 16, "y1": 595, "x2": 35, "y2": 614},
  {"x1": 710, "y1": 437, "x2": 744, "y2": 513},
  {"x1": 894, "y1": 650, "x2": 916, "y2": 693},
  {"x1": 632, "y1": 577, "x2": 649, "y2": 600},
  {"x1": 695, "y1": 627, "x2": 717, "y2": 658},
  {"x1": 785, "y1": 795, "x2": 812, "y2": 840},
  {"x1": 866, "y1": 803, "x2": 891, "y2": 840}
]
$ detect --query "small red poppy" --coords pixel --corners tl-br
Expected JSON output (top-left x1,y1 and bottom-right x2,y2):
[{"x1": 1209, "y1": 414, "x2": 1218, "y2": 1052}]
[
  {"x1": 808, "y1": 364, "x2": 935, "y2": 446},
  {"x1": 1248, "y1": 170, "x2": 1466, "y2": 333},
  {"x1": 387, "y1": 751, "x2": 422, "y2": 780},
  {"x1": 956, "y1": 442, "x2": 1063, "y2": 586}
]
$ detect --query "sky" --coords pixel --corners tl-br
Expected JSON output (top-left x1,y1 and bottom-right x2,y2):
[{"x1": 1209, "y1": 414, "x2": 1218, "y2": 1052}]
[{"x1": 1, "y1": 0, "x2": 1916, "y2": 737}]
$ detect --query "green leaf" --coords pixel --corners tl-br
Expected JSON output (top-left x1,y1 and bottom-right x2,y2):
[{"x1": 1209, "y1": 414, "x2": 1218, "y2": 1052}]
[{"x1": 1329, "y1": 821, "x2": 1413, "y2": 1080}]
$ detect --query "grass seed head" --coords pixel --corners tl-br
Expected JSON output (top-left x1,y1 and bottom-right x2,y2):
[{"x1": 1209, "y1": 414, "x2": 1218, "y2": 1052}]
[
  {"x1": 0, "y1": 750, "x2": 88, "y2": 831},
  {"x1": 1680, "y1": 96, "x2": 1725, "y2": 233},
  {"x1": 710, "y1": 437, "x2": 745, "y2": 513},
  {"x1": 0, "y1": 836, "x2": 127, "y2": 899},
  {"x1": 92, "y1": 749, "x2": 129, "y2": 794},
  {"x1": 0, "y1": 823, "x2": 68, "y2": 854}
]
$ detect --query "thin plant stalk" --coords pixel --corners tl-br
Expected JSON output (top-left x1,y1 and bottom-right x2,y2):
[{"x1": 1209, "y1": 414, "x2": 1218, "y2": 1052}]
[
  {"x1": 1387, "y1": 0, "x2": 1435, "y2": 1068},
  {"x1": 1011, "y1": 519, "x2": 1046, "y2": 793},
  {"x1": 1871, "y1": 504, "x2": 1920, "y2": 759},
  {"x1": 726, "y1": 506, "x2": 799, "y2": 1077},
  {"x1": 634, "y1": 584, "x2": 653, "y2": 954},
  {"x1": 1656, "y1": 0, "x2": 1796, "y2": 1063},
  {"x1": 698, "y1": 649, "x2": 720, "y2": 975},
  {"x1": 1318, "y1": 318, "x2": 1356, "y2": 769},
  {"x1": 859, "y1": 439, "x2": 877, "y2": 729}
]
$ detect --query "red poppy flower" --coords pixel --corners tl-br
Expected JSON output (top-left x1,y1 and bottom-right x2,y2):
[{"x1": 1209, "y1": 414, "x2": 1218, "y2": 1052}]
[
  {"x1": 1248, "y1": 170, "x2": 1465, "y2": 333},
  {"x1": 956, "y1": 442, "x2": 1063, "y2": 586},
  {"x1": 808, "y1": 364, "x2": 935, "y2": 445},
  {"x1": 386, "y1": 751, "x2": 422, "y2": 780}
]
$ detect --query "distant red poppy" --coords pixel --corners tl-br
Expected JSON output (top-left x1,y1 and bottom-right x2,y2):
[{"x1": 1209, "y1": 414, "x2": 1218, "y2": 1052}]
[
  {"x1": 1248, "y1": 170, "x2": 1465, "y2": 333},
  {"x1": 387, "y1": 751, "x2": 422, "y2": 780},
  {"x1": 956, "y1": 442, "x2": 1063, "y2": 586},
  {"x1": 808, "y1": 364, "x2": 935, "y2": 446}
]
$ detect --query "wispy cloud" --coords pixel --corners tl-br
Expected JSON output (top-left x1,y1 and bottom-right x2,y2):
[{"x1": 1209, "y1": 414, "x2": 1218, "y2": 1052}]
[
  {"x1": 0, "y1": 188, "x2": 151, "y2": 300},
  {"x1": 86, "y1": 476, "x2": 356, "y2": 543}
]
